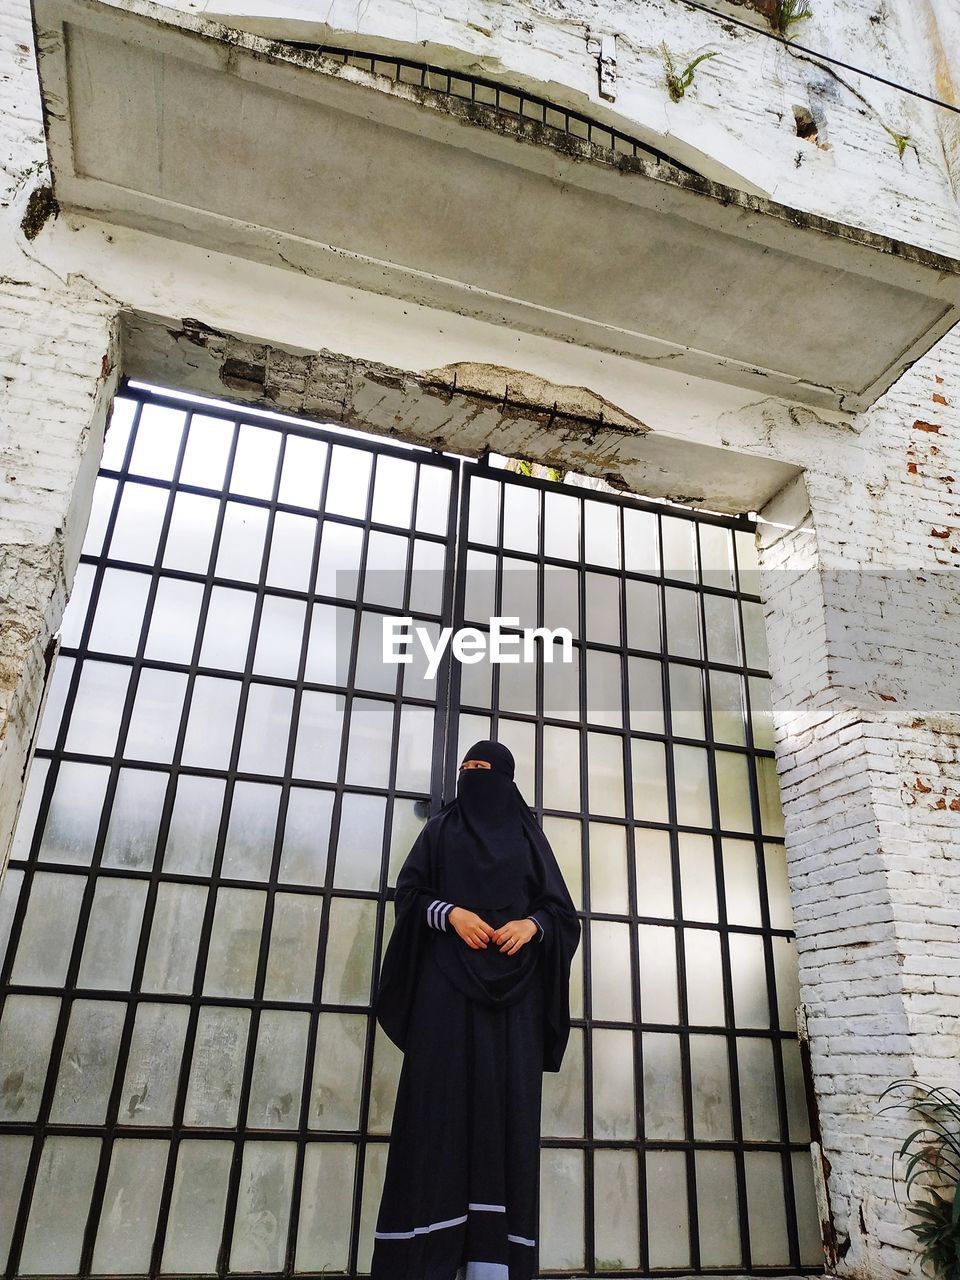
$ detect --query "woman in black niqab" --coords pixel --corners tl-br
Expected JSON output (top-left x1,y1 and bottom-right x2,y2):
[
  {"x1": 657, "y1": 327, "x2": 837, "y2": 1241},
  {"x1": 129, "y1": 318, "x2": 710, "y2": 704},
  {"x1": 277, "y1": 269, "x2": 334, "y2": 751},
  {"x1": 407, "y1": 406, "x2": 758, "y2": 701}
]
[{"x1": 372, "y1": 739, "x2": 581, "y2": 1280}]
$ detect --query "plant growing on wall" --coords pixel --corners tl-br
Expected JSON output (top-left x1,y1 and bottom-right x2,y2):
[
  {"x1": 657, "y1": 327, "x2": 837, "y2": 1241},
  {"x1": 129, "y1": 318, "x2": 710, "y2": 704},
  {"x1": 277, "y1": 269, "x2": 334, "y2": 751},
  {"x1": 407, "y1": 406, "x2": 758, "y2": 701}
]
[
  {"x1": 878, "y1": 1079, "x2": 960, "y2": 1280},
  {"x1": 658, "y1": 42, "x2": 718, "y2": 103},
  {"x1": 881, "y1": 123, "x2": 916, "y2": 161},
  {"x1": 773, "y1": 0, "x2": 813, "y2": 38}
]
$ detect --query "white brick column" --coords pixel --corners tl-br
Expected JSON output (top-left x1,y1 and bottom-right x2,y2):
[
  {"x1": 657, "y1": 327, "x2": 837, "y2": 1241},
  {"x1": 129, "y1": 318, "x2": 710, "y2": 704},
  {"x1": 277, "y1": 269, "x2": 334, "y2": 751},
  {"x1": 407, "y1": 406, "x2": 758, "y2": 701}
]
[
  {"x1": 0, "y1": 284, "x2": 118, "y2": 866},
  {"x1": 757, "y1": 336, "x2": 960, "y2": 1280}
]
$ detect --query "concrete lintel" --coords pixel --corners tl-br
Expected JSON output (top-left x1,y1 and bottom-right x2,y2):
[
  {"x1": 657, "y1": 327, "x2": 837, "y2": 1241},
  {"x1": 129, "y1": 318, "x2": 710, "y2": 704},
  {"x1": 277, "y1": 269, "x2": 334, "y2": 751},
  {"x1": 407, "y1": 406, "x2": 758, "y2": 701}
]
[{"x1": 121, "y1": 310, "x2": 802, "y2": 513}]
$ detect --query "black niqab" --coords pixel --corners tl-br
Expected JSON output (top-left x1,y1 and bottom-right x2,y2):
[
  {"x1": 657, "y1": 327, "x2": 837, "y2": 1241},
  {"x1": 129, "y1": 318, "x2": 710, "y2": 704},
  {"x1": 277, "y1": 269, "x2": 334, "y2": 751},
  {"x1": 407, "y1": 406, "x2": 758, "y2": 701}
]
[{"x1": 437, "y1": 739, "x2": 531, "y2": 908}]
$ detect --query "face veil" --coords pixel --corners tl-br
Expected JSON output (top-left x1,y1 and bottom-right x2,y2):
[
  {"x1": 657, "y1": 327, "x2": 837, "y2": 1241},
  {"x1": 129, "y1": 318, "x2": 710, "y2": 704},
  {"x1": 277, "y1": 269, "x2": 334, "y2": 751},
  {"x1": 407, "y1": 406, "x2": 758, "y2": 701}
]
[{"x1": 442, "y1": 739, "x2": 532, "y2": 910}]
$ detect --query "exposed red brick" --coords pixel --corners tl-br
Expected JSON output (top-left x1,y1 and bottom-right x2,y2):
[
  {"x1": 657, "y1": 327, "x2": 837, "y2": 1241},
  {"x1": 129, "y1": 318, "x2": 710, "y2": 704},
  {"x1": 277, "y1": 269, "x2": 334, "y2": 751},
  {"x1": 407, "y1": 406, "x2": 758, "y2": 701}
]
[
  {"x1": 913, "y1": 420, "x2": 942, "y2": 432},
  {"x1": 932, "y1": 393, "x2": 948, "y2": 405},
  {"x1": 930, "y1": 527, "x2": 951, "y2": 538}
]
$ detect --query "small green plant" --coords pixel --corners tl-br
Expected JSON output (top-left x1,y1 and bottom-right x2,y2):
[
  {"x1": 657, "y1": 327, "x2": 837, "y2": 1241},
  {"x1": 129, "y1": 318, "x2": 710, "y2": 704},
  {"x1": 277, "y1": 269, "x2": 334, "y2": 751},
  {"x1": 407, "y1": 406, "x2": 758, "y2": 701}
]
[
  {"x1": 659, "y1": 42, "x2": 718, "y2": 103},
  {"x1": 878, "y1": 1079, "x2": 960, "y2": 1280},
  {"x1": 773, "y1": 0, "x2": 813, "y2": 38},
  {"x1": 881, "y1": 123, "x2": 914, "y2": 159}
]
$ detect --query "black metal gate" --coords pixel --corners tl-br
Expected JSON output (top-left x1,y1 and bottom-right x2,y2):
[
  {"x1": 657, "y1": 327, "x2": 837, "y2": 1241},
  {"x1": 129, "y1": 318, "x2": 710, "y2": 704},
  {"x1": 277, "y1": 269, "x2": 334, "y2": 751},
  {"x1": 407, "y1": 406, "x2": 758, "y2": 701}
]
[{"x1": 0, "y1": 384, "x2": 823, "y2": 1278}]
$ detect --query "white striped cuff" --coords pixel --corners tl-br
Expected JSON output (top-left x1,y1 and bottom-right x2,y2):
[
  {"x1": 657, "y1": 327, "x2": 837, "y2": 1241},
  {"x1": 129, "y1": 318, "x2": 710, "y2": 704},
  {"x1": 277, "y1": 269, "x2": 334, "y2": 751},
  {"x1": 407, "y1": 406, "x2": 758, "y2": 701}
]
[
  {"x1": 427, "y1": 900, "x2": 454, "y2": 931},
  {"x1": 527, "y1": 914, "x2": 544, "y2": 940}
]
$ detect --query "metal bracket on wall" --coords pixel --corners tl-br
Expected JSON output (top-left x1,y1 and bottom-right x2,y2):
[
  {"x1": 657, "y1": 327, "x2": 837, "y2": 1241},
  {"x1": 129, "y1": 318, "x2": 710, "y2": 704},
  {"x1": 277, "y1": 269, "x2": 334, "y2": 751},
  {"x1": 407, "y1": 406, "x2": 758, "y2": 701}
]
[{"x1": 586, "y1": 32, "x2": 618, "y2": 101}]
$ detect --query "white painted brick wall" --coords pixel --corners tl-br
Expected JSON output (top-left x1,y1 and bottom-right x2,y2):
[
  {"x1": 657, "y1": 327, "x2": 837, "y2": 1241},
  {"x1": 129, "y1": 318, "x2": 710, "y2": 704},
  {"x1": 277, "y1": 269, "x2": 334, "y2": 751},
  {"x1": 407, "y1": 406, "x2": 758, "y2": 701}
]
[{"x1": 1, "y1": 0, "x2": 959, "y2": 1277}]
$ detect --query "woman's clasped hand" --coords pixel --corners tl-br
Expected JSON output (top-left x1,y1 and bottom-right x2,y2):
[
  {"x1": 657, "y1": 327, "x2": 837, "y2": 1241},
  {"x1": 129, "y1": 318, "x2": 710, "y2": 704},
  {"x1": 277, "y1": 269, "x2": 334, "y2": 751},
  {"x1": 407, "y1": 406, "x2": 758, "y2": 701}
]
[{"x1": 448, "y1": 907, "x2": 538, "y2": 954}]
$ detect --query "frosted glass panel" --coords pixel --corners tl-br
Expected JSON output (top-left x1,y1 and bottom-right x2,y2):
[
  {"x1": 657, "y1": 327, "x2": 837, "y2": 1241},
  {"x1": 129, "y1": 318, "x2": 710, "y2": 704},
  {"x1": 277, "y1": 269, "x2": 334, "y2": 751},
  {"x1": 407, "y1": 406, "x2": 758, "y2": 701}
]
[
  {"x1": 10, "y1": 760, "x2": 49, "y2": 860},
  {"x1": 368, "y1": 1024, "x2": 404, "y2": 1134},
  {"x1": 248, "y1": 1010, "x2": 310, "y2": 1128},
  {"x1": 395, "y1": 704, "x2": 435, "y2": 793},
  {"x1": 184, "y1": 1007, "x2": 250, "y2": 1127},
  {"x1": 325, "y1": 445, "x2": 372, "y2": 517},
  {"x1": 264, "y1": 893, "x2": 323, "y2": 1002},
  {"x1": 356, "y1": 1143, "x2": 388, "y2": 1275},
  {"x1": 587, "y1": 732, "x2": 625, "y2": 816},
  {"x1": 266, "y1": 512, "x2": 317, "y2": 592},
  {"x1": 12, "y1": 871, "x2": 84, "y2": 986},
  {"x1": 222, "y1": 781, "x2": 281, "y2": 881},
  {"x1": 108, "y1": 483, "x2": 167, "y2": 564},
  {"x1": 673, "y1": 744, "x2": 712, "y2": 828},
  {"x1": 77, "y1": 877, "x2": 148, "y2": 989},
  {"x1": 230, "y1": 423, "x2": 280, "y2": 499},
  {"x1": 238, "y1": 683, "x2": 295, "y2": 776},
  {"x1": 715, "y1": 749, "x2": 754, "y2": 833},
  {"x1": 101, "y1": 769, "x2": 167, "y2": 870},
  {"x1": 91, "y1": 1138, "x2": 168, "y2": 1274},
  {"x1": 689, "y1": 1033, "x2": 733, "y2": 1140},
  {"x1": 294, "y1": 691, "x2": 345, "y2": 781},
  {"x1": 738, "y1": 1037, "x2": 781, "y2": 1141},
  {"x1": 39, "y1": 761, "x2": 109, "y2": 866},
  {"x1": 278, "y1": 434, "x2": 328, "y2": 508},
  {"x1": 539, "y1": 1148, "x2": 584, "y2": 1269},
  {"x1": 684, "y1": 929, "x2": 725, "y2": 1027},
  {"x1": 203, "y1": 889, "x2": 266, "y2": 998},
  {"x1": 129, "y1": 404, "x2": 185, "y2": 479},
  {"x1": 161, "y1": 1140, "x2": 233, "y2": 1274},
  {"x1": 642, "y1": 1032, "x2": 685, "y2": 1140},
  {"x1": 664, "y1": 586, "x2": 701, "y2": 659},
  {"x1": 141, "y1": 883, "x2": 207, "y2": 993},
  {"x1": 279, "y1": 787, "x2": 333, "y2": 885},
  {"x1": 120, "y1": 1003, "x2": 190, "y2": 1125},
  {"x1": 125, "y1": 668, "x2": 188, "y2": 763},
  {"x1": 163, "y1": 775, "x2": 225, "y2": 876},
  {"x1": 18, "y1": 1136, "x2": 101, "y2": 1276},
  {"x1": 628, "y1": 656, "x2": 664, "y2": 734},
  {"x1": 635, "y1": 828, "x2": 674, "y2": 919},
  {"x1": 322, "y1": 897, "x2": 377, "y2": 1005},
  {"x1": 253, "y1": 596, "x2": 307, "y2": 678},
  {"x1": 343, "y1": 701, "x2": 391, "y2": 788},
  {"x1": 646, "y1": 1149, "x2": 690, "y2": 1268},
  {"x1": 0, "y1": 868, "x2": 23, "y2": 972},
  {"x1": 541, "y1": 1027, "x2": 583, "y2": 1138},
  {"x1": 541, "y1": 817, "x2": 582, "y2": 910},
  {"x1": 638, "y1": 924, "x2": 679, "y2": 1024},
  {"x1": 180, "y1": 413, "x2": 234, "y2": 490},
  {"x1": 334, "y1": 793, "x2": 386, "y2": 891},
  {"x1": 181, "y1": 677, "x2": 242, "y2": 770},
  {"x1": 415, "y1": 464, "x2": 451, "y2": 535},
  {"x1": 309, "y1": 1012, "x2": 366, "y2": 1130},
  {"x1": 631, "y1": 739, "x2": 668, "y2": 823},
  {"x1": 162, "y1": 493, "x2": 218, "y2": 573},
  {"x1": 783, "y1": 1036, "x2": 811, "y2": 1142},
  {"x1": 296, "y1": 1144, "x2": 357, "y2": 1273},
  {"x1": 0, "y1": 995, "x2": 60, "y2": 1122},
  {"x1": 0, "y1": 1136, "x2": 32, "y2": 1272},
  {"x1": 49, "y1": 999, "x2": 126, "y2": 1124},
  {"x1": 590, "y1": 922, "x2": 633, "y2": 1022},
  {"x1": 764, "y1": 841, "x2": 794, "y2": 929},
  {"x1": 696, "y1": 1150, "x2": 741, "y2": 1265},
  {"x1": 774, "y1": 934, "x2": 802, "y2": 1031},
  {"x1": 729, "y1": 933, "x2": 771, "y2": 1028},
  {"x1": 669, "y1": 661, "x2": 705, "y2": 740},
  {"x1": 793, "y1": 1149, "x2": 824, "y2": 1266},
  {"x1": 722, "y1": 837, "x2": 763, "y2": 926},
  {"x1": 592, "y1": 1027, "x2": 635, "y2": 1139},
  {"x1": 200, "y1": 587, "x2": 256, "y2": 670},
  {"x1": 589, "y1": 822, "x2": 628, "y2": 914},
  {"x1": 678, "y1": 833, "x2": 718, "y2": 922},
  {"x1": 542, "y1": 727, "x2": 580, "y2": 813},
  {"x1": 64, "y1": 660, "x2": 130, "y2": 757},
  {"x1": 89, "y1": 570, "x2": 152, "y2": 655},
  {"x1": 594, "y1": 1149, "x2": 640, "y2": 1269}
]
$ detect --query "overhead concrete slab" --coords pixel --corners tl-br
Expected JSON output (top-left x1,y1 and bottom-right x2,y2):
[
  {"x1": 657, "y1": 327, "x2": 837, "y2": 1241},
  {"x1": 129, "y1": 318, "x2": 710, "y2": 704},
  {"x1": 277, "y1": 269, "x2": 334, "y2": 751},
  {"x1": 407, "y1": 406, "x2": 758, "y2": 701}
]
[{"x1": 33, "y1": 0, "x2": 960, "y2": 414}]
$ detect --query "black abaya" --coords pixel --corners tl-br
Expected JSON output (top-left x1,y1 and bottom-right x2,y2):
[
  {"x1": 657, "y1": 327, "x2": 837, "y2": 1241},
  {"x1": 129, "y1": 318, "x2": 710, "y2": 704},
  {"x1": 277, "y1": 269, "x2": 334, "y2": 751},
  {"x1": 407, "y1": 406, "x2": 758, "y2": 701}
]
[{"x1": 372, "y1": 742, "x2": 581, "y2": 1280}]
